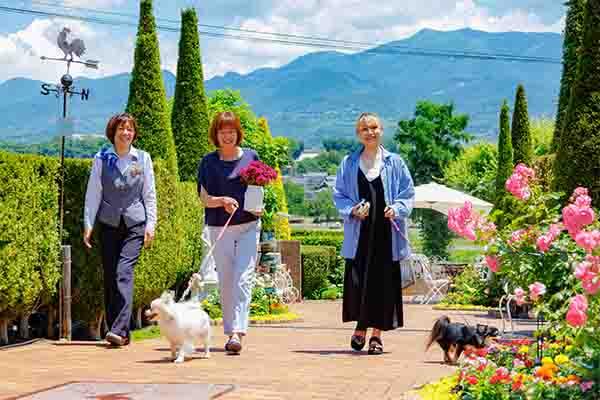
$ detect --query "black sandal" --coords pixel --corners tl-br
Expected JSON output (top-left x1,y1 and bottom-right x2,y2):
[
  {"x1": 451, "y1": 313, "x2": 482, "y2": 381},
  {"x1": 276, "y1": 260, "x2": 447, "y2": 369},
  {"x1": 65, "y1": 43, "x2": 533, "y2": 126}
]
[
  {"x1": 350, "y1": 335, "x2": 366, "y2": 351},
  {"x1": 368, "y1": 336, "x2": 383, "y2": 355}
]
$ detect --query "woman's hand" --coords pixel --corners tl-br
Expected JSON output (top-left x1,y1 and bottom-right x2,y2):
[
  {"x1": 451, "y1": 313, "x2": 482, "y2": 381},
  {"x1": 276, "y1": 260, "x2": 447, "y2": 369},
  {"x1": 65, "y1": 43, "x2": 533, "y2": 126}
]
[
  {"x1": 384, "y1": 206, "x2": 395, "y2": 219},
  {"x1": 83, "y1": 228, "x2": 93, "y2": 249},
  {"x1": 250, "y1": 210, "x2": 263, "y2": 217},
  {"x1": 144, "y1": 229, "x2": 155, "y2": 249},
  {"x1": 221, "y1": 197, "x2": 239, "y2": 214},
  {"x1": 351, "y1": 201, "x2": 369, "y2": 220}
]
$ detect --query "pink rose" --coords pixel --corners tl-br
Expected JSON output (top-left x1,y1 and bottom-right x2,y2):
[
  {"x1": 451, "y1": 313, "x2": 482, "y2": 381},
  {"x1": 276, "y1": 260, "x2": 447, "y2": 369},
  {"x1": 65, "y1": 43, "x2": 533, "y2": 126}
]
[
  {"x1": 536, "y1": 234, "x2": 553, "y2": 252},
  {"x1": 528, "y1": 282, "x2": 546, "y2": 301},
  {"x1": 485, "y1": 255, "x2": 500, "y2": 273},
  {"x1": 514, "y1": 287, "x2": 526, "y2": 306},
  {"x1": 575, "y1": 230, "x2": 600, "y2": 253},
  {"x1": 566, "y1": 295, "x2": 588, "y2": 327}
]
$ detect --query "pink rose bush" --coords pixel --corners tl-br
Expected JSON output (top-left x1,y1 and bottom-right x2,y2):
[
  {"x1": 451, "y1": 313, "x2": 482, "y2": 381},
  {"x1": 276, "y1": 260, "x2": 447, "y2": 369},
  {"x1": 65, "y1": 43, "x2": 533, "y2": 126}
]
[{"x1": 446, "y1": 164, "x2": 600, "y2": 398}]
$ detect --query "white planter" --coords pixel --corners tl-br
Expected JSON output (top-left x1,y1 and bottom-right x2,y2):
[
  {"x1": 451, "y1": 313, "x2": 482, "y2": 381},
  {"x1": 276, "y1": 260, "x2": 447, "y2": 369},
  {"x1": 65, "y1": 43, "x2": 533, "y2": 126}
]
[{"x1": 244, "y1": 184, "x2": 264, "y2": 213}]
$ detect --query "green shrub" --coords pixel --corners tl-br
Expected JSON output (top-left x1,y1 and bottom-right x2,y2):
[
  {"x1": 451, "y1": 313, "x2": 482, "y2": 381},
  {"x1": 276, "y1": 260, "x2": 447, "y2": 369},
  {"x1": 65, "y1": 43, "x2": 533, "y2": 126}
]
[
  {"x1": 301, "y1": 245, "x2": 335, "y2": 298},
  {"x1": 292, "y1": 229, "x2": 343, "y2": 253},
  {"x1": 532, "y1": 153, "x2": 555, "y2": 193},
  {"x1": 0, "y1": 152, "x2": 61, "y2": 322}
]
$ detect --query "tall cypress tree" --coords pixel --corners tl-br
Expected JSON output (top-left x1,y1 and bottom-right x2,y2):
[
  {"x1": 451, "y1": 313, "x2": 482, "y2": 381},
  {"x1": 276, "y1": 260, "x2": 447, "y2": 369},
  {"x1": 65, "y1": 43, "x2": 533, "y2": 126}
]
[
  {"x1": 496, "y1": 100, "x2": 513, "y2": 202},
  {"x1": 171, "y1": 8, "x2": 211, "y2": 181},
  {"x1": 510, "y1": 85, "x2": 533, "y2": 166},
  {"x1": 126, "y1": 0, "x2": 178, "y2": 175},
  {"x1": 553, "y1": 0, "x2": 587, "y2": 151},
  {"x1": 554, "y1": 0, "x2": 600, "y2": 206}
]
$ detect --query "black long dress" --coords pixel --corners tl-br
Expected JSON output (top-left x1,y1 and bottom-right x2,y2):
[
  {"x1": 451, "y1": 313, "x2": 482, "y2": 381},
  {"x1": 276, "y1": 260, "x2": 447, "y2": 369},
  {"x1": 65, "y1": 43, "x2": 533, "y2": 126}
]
[{"x1": 342, "y1": 169, "x2": 404, "y2": 331}]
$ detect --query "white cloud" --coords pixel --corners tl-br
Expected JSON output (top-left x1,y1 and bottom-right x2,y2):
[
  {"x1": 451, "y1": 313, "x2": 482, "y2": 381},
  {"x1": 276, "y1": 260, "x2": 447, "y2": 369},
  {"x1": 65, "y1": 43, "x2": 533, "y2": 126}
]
[{"x1": 199, "y1": 0, "x2": 564, "y2": 79}]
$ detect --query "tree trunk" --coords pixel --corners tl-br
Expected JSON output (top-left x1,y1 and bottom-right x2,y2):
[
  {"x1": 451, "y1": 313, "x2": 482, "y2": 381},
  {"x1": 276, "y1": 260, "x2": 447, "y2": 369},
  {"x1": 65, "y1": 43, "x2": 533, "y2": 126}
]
[
  {"x1": 19, "y1": 314, "x2": 30, "y2": 339},
  {"x1": 135, "y1": 307, "x2": 143, "y2": 329},
  {"x1": 47, "y1": 305, "x2": 56, "y2": 339},
  {"x1": 0, "y1": 319, "x2": 8, "y2": 345}
]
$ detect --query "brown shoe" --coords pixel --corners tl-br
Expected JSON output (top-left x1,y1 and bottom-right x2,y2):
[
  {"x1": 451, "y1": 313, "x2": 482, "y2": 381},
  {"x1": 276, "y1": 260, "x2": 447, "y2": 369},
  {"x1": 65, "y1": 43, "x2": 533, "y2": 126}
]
[
  {"x1": 106, "y1": 332, "x2": 127, "y2": 346},
  {"x1": 225, "y1": 337, "x2": 242, "y2": 354}
]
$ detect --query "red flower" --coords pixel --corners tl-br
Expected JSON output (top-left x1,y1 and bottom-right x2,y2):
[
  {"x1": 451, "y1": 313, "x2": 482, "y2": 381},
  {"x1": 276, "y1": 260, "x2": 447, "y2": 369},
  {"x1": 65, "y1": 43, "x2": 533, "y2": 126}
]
[
  {"x1": 466, "y1": 375, "x2": 478, "y2": 385},
  {"x1": 239, "y1": 161, "x2": 277, "y2": 186}
]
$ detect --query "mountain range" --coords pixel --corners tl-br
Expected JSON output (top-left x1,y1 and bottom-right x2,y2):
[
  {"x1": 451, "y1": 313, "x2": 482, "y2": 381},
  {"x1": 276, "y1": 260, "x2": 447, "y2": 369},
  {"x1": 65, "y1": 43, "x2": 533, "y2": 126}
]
[{"x1": 0, "y1": 28, "x2": 563, "y2": 146}]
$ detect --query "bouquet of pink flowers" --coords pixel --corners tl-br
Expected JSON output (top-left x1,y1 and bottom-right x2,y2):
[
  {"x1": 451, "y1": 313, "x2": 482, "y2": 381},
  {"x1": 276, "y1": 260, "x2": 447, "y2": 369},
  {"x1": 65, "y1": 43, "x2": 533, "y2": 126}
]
[{"x1": 239, "y1": 160, "x2": 277, "y2": 186}]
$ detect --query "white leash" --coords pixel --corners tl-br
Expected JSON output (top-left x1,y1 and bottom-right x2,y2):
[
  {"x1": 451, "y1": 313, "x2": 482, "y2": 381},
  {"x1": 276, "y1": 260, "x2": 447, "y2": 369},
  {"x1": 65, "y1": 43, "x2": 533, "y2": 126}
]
[{"x1": 178, "y1": 208, "x2": 237, "y2": 302}]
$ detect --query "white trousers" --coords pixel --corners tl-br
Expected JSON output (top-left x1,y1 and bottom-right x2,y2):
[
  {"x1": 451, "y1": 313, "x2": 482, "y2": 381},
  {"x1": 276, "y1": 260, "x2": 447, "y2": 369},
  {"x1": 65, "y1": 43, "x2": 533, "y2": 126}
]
[{"x1": 208, "y1": 220, "x2": 260, "y2": 336}]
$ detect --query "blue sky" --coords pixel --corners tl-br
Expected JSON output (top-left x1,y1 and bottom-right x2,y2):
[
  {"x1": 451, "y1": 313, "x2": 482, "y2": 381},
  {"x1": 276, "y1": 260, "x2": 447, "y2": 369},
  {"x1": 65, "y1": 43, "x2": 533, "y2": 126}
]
[{"x1": 0, "y1": 0, "x2": 567, "y2": 84}]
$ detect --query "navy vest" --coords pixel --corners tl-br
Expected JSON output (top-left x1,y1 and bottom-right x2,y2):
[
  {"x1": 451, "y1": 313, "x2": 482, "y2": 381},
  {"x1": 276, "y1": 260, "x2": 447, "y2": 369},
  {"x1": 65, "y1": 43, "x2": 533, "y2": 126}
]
[{"x1": 97, "y1": 151, "x2": 147, "y2": 228}]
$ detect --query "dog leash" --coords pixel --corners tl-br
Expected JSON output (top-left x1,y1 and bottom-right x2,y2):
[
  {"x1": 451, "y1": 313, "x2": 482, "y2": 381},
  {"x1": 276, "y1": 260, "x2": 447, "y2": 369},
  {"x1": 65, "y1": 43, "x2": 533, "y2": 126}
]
[{"x1": 178, "y1": 207, "x2": 237, "y2": 302}]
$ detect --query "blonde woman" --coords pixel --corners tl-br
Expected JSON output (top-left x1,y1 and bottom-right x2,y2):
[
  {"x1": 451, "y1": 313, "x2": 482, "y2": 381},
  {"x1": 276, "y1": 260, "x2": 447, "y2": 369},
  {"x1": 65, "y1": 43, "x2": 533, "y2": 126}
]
[{"x1": 333, "y1": 112, "x2": 415, "y2": 354}]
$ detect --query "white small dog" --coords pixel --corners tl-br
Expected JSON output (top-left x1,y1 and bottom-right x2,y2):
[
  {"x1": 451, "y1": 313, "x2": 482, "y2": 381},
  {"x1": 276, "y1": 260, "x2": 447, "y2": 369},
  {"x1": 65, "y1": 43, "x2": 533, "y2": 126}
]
[{"x1": 145, "y1": 290, "x2": 211, "y2": 363}]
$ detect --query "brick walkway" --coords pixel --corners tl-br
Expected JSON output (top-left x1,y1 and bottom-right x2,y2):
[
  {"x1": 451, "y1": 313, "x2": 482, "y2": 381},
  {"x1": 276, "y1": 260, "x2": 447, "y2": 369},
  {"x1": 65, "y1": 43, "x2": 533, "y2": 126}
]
[{"x1": 0, "y1": 301, "x2": 534, "y2": 400}]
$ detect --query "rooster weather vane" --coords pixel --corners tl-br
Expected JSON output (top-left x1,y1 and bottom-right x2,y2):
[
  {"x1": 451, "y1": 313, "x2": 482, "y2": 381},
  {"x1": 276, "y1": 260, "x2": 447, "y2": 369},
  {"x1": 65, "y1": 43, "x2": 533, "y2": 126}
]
[
  {"x1": 40, "y1": 27, "x2": 100, "y2": 102},
  {"x1": 57, "y1": 27, "x2": 86, "y2": 61}
]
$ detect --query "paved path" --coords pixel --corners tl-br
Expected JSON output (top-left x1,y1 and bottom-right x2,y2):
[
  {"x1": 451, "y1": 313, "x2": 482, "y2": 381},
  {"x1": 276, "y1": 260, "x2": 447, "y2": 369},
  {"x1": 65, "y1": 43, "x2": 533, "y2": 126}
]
[{"x1": 0, "y1": 301, "x2": 534, "y2": 400}]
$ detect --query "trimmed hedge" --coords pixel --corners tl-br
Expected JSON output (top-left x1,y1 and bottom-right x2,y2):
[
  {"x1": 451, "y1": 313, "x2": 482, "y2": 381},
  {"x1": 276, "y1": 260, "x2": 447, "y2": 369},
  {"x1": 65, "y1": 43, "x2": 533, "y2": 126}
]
[
  {"x1": 532, "y1": 154, "x2": 555, "y2": 193},
  {"x1": 0, "y1": 152, "x2": 61, "y2": 329},
  {"x1": 301, "y1": 245, "x2": 337, "y2": 298},
  {"x1": 0, "y1": 152, "x2": 204, "y2": 340},
  {"x1": 553, "y1": 0, "x2": 600, "y2": 207},
  {"x1": 292, "y1": 229, "x2": 343, "y2": 253},
  {"x1": 171, "y1": 7, "x2": 211, "y2": 181}
]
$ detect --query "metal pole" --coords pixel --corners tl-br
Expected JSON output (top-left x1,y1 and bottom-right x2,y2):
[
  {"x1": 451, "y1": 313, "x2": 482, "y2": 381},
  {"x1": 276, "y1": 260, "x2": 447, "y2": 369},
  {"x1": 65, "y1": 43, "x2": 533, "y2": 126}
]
[{"x1": 61, "y1": 245, "x2": 72, "y2": 340}]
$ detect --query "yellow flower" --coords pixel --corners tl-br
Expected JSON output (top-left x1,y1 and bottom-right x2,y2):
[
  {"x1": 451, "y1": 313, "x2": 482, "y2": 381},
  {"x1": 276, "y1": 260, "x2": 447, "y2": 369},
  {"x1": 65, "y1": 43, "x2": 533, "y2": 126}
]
[
  {"x1": 542, "y1": 357, "x2": 555, "y2": 365},
  {"x1": 554, "y1": 354, "x2": 570, "y2": 365},
  {"x1": 518, "y1": 345, "x2": 530, "y2": 354},
  {"x1": 549, "y1": 343, "x2": 561, "y2": 350},
  {"x1": 565, "y1": 345, "x2": 574, "y2": 352}
]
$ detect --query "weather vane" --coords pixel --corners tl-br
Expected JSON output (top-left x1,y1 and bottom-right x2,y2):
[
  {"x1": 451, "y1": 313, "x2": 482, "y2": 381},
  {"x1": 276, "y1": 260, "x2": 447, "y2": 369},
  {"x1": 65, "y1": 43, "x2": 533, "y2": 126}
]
[{"x1": 38, "y1": 27, "x2": 101, "y2": 342}]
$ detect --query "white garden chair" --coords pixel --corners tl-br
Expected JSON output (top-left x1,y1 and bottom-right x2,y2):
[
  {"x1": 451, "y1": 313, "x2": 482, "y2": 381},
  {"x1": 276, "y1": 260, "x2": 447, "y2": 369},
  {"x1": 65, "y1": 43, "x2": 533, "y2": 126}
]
[{"x1": 409, "y1": 254, "x2": 451, "y2": 304}]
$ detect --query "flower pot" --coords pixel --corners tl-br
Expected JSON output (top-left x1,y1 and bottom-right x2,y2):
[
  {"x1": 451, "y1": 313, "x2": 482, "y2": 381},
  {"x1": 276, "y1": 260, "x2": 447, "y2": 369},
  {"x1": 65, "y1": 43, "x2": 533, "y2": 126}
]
[{"x1": 244, "y1": 184, "x2": 264, "y2": 213}]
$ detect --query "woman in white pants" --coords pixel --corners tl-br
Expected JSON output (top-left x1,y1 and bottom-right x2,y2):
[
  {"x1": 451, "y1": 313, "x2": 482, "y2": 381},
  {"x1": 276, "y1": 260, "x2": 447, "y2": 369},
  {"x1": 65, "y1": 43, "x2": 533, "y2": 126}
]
[{"x1": 197, "y1": 111, "x2": 261, "y2": 354}]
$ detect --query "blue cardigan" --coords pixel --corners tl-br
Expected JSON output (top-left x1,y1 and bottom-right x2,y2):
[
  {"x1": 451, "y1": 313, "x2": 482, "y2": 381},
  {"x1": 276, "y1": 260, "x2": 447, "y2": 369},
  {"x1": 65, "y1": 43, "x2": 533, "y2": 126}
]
[{"x1": 332, "y1": 146, "x2": 415, "y2": 261}]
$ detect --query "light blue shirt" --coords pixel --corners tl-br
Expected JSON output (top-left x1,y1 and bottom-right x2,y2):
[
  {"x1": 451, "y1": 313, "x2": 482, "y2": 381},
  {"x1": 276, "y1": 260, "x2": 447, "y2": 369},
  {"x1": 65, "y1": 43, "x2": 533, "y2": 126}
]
[
  {"x1": 84, "y1": 145, "x2": 157, "y2": 233},
  {"x1": 332, "y1": 146, "x2": 415, "y2": 261}
]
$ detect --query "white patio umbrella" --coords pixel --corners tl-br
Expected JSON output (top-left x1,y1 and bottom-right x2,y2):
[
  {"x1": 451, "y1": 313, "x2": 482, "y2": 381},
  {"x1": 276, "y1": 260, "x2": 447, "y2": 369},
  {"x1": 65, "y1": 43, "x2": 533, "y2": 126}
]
[{"x1": 413, "y1": 182, "x2": 493, "y2": 216}]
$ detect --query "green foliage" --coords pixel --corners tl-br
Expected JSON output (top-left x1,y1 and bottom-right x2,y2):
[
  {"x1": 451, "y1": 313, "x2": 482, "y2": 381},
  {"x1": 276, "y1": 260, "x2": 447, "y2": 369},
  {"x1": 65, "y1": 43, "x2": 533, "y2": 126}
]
[
  {"x1": 396, "y1": 101, "x2": 471, "y2": 259},
  {"x1": 292, "y1": 229, "x2": 344, "y2": 253},
  {"x1": 301, "y1": 245, "x2": 336, "y2": 299},
  {"x1": 532, "y1": 154, "x2": 556, "y2": 193},
  {"x1": 443, "y1": 143, "x2": 498, "y2": 204},
  {"x1": 395, "y1": 100, "x2": 472, "y2": 185},
  {"x1": 510, "y1": 84, "x2": 533, "y2": 166},
  {"x1": 271, "y1": 167, "x2": 291, "y2": 240},
  {"x1": 284, "y1": 181, "x2": 305, "y2": 215},
  {"x1": 305, "y1": 189, "x2": 338, "y2": 222},
  {"x1": 171, "y1": 8, "x2": 211, "y2": 181},
  {"x1": 126, "y1": 0, "x2": 178, "y2": 175},
  {"x1": 132, "y1": 161, "x2": 183, "y2": 310},
  {"x1": 417, "y1": 209, "x2": 452, "y2": 260},
  {"x1": 495, "y1": 100, "x2": 513, "y2": 203},
  {"x1": 531, "y1": 118, "x2": 555, "y2": 157},
  {"x1": 0, "y1": 152, "x2": 60, "y2": 320},
  {"x1": 295, "y1": 150, "x2": 343, "y2": 175},
  {"x1": 0, "y1": 136, "x2": 109, "y2": 159},
  {"x1": 322, "y1": 137, "x2": 360, "y2": 153},
  {"x1": 553, "y1": 0, "x2": 587, "y2": 151},
  {"x1": 287, "y1": 138, "x2": 304, "y2": 160},
  {"x1": 63, "y1": 158, "x2": 104, "y2": 323},
  {"x1": 553, "y1": 0, "x2": 600, "y2": 207},
  {"x1": 441, "y1": 264, "x2": 497, "y2": 307}
]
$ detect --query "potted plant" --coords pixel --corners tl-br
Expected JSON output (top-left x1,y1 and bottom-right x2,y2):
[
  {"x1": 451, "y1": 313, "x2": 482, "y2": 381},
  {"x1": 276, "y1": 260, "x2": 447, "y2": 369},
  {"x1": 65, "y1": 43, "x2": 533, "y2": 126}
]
[{"x1": 239, "y1": 160, "x2": 277, "y2": 213}]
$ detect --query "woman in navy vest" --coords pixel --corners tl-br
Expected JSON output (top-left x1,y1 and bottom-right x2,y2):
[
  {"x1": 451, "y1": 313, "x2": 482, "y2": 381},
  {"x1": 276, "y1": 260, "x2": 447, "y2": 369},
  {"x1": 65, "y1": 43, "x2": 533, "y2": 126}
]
[
  {"x1": 333, "y1": 112, "x2": 415, "y2": 355},
  {"x1": 197, "y1": 111, "x2": 261, "y2": 355},
  {"x1": 83, "y1": 113, "x2": 157, "y2": 346}
]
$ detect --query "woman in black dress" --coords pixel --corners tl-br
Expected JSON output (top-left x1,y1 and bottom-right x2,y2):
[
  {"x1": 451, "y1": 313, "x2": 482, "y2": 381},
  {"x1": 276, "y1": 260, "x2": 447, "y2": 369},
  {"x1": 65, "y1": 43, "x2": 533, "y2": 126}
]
[{"x1": 333, "y1": 112, "x2": 415, "y2": 354}]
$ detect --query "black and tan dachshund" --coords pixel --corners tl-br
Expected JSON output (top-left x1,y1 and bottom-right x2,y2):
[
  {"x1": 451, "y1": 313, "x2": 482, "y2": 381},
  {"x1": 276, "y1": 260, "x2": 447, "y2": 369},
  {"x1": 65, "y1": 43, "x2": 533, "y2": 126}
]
[{"x1": 426, "y1": 315, "x2": 500, "y2": 364}]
